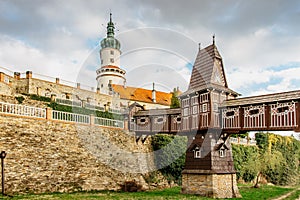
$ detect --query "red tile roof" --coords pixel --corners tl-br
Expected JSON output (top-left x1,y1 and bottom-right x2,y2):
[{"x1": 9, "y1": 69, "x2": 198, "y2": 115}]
[{"x1": 112, "y1": 84, "x2": 172, "y2": 106}]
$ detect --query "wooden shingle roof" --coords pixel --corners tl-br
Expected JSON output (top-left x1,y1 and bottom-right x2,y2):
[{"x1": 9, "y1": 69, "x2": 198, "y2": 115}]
[
  {"x1": 189, "y1": 44, "x2": 227, "y2": 90},
  {"x1": 181, "y1": 43, "x2": 239, "y2": 97},
  {"x1": 222, "y1": 89, "x2": 300, "y2": 107}
]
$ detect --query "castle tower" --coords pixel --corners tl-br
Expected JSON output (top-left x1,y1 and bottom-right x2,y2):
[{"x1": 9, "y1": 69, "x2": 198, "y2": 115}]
[{"x1": 96, "y1": 13, "x2": 126, "y2": 95}]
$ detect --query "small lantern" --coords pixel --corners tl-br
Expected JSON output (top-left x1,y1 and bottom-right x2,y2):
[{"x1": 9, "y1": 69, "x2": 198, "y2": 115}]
[{"x1": 0, "y1": 151, "x2": 6, "y2": 159}]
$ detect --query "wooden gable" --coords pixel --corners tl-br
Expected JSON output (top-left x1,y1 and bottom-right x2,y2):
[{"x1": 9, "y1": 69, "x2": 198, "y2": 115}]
[
  {"x1": 211, "y1": 59, "x2": 226, "y2": 86},
  {"x1": 188, "y1": 44, "x2": 228, "y2": 90}
]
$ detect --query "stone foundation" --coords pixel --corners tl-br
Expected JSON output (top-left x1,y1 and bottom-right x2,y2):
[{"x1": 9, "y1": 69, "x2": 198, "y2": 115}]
[{"x1": 181, "y1": 171, "x2": 241, "y2": 198}]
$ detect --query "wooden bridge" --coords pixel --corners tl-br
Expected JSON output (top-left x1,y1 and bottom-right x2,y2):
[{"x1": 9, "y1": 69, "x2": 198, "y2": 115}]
[
  {"x1": 132, "y1": 89, "x2": 300, "y2": 135},
  {"x1": 131, "y1": 39, "x2": 299, "y2": 198}
]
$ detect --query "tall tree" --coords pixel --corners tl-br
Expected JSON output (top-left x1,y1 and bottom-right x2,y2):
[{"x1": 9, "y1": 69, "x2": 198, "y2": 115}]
[{"x1": 170, "y1": 88, "x2": 180, "y2": 109}]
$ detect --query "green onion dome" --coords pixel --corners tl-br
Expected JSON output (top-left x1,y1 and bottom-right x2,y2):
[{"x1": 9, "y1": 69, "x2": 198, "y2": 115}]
[{"x1": 100, "y1": 13, "x2": 121, "y2": 50}]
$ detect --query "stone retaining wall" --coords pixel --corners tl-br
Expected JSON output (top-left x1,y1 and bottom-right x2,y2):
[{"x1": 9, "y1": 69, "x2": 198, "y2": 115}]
[{"x1": 0, "y1": 114, "x2": 157, "y2": 194}]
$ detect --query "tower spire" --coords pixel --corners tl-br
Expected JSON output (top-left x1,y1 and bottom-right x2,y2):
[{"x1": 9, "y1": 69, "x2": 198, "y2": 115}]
[{"x1": 107, "y1": 12, "x2": 115, "y2": 38}]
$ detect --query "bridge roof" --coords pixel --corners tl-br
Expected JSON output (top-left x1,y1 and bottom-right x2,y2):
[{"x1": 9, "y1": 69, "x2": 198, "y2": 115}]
[
  {"x1": 134, "y1": 108, "x2": 181, "y2": 116},
  {"x1": 180, "y1": 83, "x2": 239, "y2": 97},
  {"x1": 222, "y1": 89, "x2": 300, "y2": 107}
]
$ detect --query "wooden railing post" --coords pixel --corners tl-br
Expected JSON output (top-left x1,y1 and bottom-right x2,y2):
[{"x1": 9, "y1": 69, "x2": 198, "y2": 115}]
[
  {"x1": 90, "y1": 114, "x2": 95, "y2": 125},
  {"x1": 46, "y1": 107, "x2": 52, "y2": 120}
]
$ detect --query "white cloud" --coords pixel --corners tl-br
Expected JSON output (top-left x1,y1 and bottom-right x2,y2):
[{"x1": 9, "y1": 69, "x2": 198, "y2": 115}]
[{"x1": 1, "y1": 0, "x2": 300, "y2": 95}]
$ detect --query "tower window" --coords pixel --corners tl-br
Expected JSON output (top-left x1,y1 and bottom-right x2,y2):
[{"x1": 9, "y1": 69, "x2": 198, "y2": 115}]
[
  {"x1": 110, "y1": 58, "x2": 114, "y2": 63},
  {"x1": 101, "y1": 59, "x2": 103, "y2": 64},
  {"x1": 110, "y1": 50, "x2": 114, "y2": 55}
]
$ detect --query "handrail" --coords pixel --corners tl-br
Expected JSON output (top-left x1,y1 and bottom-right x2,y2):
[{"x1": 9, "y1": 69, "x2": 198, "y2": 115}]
[
  {"x1": 0, "y1": 102, "x2": 46, "y2": 118},
  {"x1": 52, "y1": 110, "x2": 90, "y2": 124},
  {"x1": 94, "y1": 117, "x2": 124, "y2": 128}
]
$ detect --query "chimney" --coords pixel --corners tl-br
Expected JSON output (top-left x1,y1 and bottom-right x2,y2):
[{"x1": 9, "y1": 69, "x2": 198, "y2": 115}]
[
  {"x1": 152, "y1": 82, "x2": 156, "y2": 103},
  {"x1": 77, "y1": 83, "x2": 80, "y2": 89},
  {"x1": 26, "y1": 71, "x2": 32, "y2": 79},
  {"x1": 56, "y1": 78, "x2": 60, "y2": 84},
  {"x1": 14, "y1": 72, "x2": 21, "y2": 80},
  {"x1": 96, "y1": 87, "x2": 100, "y2": 94}
]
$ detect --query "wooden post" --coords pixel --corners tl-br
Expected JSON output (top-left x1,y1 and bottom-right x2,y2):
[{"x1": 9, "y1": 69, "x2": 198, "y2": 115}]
[
  {"x1": 26, "y1": 71, "x2": 32, "y2": 79},
  {"x1": 14, "y1": 72, "x2": 20, "y2": 80},
  {"x1": 0, "y1": 72, "x2": 4, "y2": 82},
  {"x1": 90, "y1": 114, "x2": 95, "y2": 126},
  {"x1": 46, "y1": 108, "x2": 52, "y2": 120},
  {"x1": 51, "y1": 94, "x2": 56, "y2": 102}
]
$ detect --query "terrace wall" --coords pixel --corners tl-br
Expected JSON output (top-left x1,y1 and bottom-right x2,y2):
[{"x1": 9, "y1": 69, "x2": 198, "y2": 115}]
[{"x1": 0, "y1": 114, "x2": 156, "y2": 194}]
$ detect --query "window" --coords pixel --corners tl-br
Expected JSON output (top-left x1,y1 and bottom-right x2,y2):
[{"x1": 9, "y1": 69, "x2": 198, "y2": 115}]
[
  {"x1": 101, "y1": 59, "x2": 103, "y2": 64},
  {"x1": 176, "y1": 117, "x2": 181, "y2": 122},
  {"x1": 202, "y1": 104, "x2": 207, "y2": 112},
  {"x1": 155, "y1": 117, "x2": 164, "y2": 124},
  {"x1": 191, "y1": 96, "x2": 199, "y2": 105},
  {"x1": 213, "y1": 103, "x2": 218, "y2": 111},
  {"x1": 110, "y1": 58, "x2": 114, "y2": 63},
  {"x1": 192, "y1": 106, "x2": 198, "y2": 114},
  {"x1": 4, "y1": 76, "x2": 9, "y2": 84},
  {"x1": 110, "y1": 50, "x2": 114, "y2": 55},
  {"x1": 194, "y1": 147, "x2": 201, "y2": 158},
  {"x1": 219, "y1": 149, "x2": 226, "y2": 157},
  {"x1": 183, "y1": 108, "x2": 189, "y2": 116},
  {"x1": 182, "y1": 98, "x2": 190, "y2": 107},
  {"x1": 138, "y1": 117, "x2": 148, "y2": 125}
]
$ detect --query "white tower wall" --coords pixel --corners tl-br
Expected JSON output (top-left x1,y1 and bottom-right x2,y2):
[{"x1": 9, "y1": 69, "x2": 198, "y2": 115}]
[{"x1": 100, "y1": 47, "x2": 121, "y2": 68}]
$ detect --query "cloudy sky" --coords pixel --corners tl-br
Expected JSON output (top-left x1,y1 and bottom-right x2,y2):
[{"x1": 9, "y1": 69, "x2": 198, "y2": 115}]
[{"x1": 1, "y1": 0, "x2": 300, "y2": 97}]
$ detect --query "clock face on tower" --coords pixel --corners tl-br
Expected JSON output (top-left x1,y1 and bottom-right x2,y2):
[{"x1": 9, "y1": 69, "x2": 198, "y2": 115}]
[
  {"x1": 213, "y1": 66, "x2": 223, "y2": 85},
  {"x1": 214, "y1": 72, "x2": 221, "y2": 83}
]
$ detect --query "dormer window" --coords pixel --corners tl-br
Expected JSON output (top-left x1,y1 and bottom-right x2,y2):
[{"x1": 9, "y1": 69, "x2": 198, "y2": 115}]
[
  {"x1": 193, "y1": 147, "x2": 201, "y2": 158},
  {"x1": 219, "y1": 149, "x2": 226, "y2": 157}
]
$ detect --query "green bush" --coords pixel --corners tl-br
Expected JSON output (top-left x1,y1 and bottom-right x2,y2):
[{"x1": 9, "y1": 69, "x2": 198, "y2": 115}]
[
  {"x1": 15, "y1": 96, "x2": 25, "y2": 104},
  {"x1": 233, "y1": 133, "x2": 300, "y2": 186},
  {"x1": 47, "y1": 102, "x2": 123, "y2": 120},
  {"x1": 232, "y1": 144, "x2": 259, "y2": 182},
  {"x1": 151, "y1": 134, "x2": 187, "y2": 185},
  {"x1": 30, "y1": 94, "x2": 51, "y2": 102}
]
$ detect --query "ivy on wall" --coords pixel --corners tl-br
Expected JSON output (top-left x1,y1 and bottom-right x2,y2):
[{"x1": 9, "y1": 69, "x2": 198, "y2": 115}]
[{"x1": 48, "y1": 102, "x2": 123, "y2": 120}]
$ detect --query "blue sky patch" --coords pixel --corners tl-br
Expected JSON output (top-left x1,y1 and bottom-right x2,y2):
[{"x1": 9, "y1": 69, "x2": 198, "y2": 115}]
[{"x1": 267, "y1": 62, "x2": 300, "y2": 71}]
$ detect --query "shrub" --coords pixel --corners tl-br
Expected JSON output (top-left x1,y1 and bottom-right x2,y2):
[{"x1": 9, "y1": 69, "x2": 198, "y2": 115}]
[
  {"x1": 15, "y1": 96, "x2": 25, "y2": 104},
  {"x1": 151, "y1": 134, "x2": 187, "y2": 185}
]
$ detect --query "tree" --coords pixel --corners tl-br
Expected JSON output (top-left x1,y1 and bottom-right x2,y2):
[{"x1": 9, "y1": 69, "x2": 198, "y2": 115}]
[
  {"x1": 170, "y1": 88, "x2": 180, "y2": 109},
  {"x1": 151, "y1": 134, "x2": 187, "y2": 185}
]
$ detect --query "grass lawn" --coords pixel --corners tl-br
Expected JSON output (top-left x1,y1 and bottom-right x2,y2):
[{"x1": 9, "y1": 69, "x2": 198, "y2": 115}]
[{"x1": 0, "y1": 185, "x2": 297, "y2": 200}]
